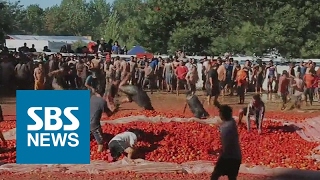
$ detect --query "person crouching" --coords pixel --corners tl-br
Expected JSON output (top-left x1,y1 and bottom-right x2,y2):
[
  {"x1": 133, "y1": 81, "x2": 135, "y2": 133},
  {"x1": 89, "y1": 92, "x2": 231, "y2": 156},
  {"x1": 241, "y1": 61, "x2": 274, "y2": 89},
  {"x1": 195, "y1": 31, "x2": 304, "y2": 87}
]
[
  {"x1": 108, "y1": 129, "x2": 144, "y2": 162},
  {"x1": 238, "y1": 94, "x2": 265, "y2": 134}
]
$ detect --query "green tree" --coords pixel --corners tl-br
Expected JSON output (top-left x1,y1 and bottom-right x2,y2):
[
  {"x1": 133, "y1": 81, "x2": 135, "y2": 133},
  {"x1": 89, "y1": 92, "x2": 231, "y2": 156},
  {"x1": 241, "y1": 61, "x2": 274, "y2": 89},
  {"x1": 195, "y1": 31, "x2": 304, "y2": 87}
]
[
  {"x1": 58, "y1": 0, "x2": 91, "y2": 35},
  {"x1": 100, "y1": 11, "x2": 121, "y2": 42},
  {"x1": 44, "y1": 5, "x2": 65, "y2": 35},
  {"x1": 87, "y1": 0, "x2": 111, "y2": 40},
  {"x1": 23, "y1": 4, "x2": 45, "y2": 35}
]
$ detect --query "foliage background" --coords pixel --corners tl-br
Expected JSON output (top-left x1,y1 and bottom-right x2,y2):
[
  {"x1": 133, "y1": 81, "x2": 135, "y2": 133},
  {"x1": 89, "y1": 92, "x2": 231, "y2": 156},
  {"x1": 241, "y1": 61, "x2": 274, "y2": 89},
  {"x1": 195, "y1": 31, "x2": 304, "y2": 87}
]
[{"x1": 1, "y1": 0, "x2": 320, "y2": 58}]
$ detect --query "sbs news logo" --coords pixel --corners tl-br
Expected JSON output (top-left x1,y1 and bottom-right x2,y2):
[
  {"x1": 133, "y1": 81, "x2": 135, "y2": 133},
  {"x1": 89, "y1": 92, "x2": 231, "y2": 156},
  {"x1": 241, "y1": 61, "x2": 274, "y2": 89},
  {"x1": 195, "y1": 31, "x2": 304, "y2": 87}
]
[{"x1": 16, "y1": 90, "x2": 90, "y2": 164}]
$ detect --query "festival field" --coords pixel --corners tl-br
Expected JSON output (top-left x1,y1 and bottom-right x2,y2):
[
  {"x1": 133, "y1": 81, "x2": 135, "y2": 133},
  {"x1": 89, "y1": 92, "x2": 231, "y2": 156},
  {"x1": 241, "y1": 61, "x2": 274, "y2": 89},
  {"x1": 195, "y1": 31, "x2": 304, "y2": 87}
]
[{"x1": 1, "y1": 92, "x2": 320, "y2": 179}]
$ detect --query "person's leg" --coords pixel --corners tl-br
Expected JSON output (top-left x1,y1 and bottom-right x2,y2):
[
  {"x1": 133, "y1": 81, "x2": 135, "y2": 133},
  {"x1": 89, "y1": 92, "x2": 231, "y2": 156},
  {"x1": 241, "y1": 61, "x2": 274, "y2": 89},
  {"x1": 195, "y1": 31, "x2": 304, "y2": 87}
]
[
  {"x1": 210, "y1": 157, "x2": 226, "y2": 180},
  {"x1": 176, "y1": 79, "x2": 180, "y2": 96},
  {"x1": 226, "y1": 159, "x2": 241, "y2": 180},
  {"x1": 309, "y1": 88, "x2": 314, "y2": 105},
  {"x1": 238, "y1": 107, "x2": 247, "y2": 125},
  {"x1": 280, "y1": 93, "x2": 287, "y2": 109},
  {"x1": 91, "y1": 127, "x2": 104, "y2": 152},
  {"x1": 0, "y1": 105, "x2": 3, "y2": 122},
  {"x1": 304, "y1": 88, "x2": 309, "y2": 105}
]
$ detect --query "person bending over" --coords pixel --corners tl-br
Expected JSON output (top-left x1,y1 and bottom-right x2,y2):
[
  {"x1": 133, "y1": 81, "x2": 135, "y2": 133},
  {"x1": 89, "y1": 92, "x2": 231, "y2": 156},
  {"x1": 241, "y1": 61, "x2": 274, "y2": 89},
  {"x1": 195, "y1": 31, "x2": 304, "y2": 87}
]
[
  {"x1": 211, "y1": 103, "x2": 242, "y2": 180},
  {"x1": 183, "y1": 91, "x2": 209, "y2": 118},
  {"x1": 85, "y1": 72, "x2": 99, "y2": 92},
  {"x1": 90, "y1": 88, "x2": 114, "y2": 152},
  {"x1": 238, "y1": 94, "x2": 265, "y2": 134},
  {"x1": 108, "y1": 129, "x2": 144, "y2": 162}
]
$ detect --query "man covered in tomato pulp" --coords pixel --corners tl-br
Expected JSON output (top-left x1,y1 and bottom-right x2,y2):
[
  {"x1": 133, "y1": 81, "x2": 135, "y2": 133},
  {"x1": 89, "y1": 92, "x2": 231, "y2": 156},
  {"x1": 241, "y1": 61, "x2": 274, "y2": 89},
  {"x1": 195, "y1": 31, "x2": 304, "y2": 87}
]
[
  {"x1": 235, "y1": 65, "x2": 247, "y2": 104},
  {"x1": 238, "y1": 94, "x2": 265, "y2": 134},
  {"x1": 183, "y1": 91, "x2": 209, "y2": 119},
  {"x1": 277, "y1": 70, "x2": 290, "y2": 110},
  {"x1": 211, "y1": 103, "x2": 241, "y2": 180}
]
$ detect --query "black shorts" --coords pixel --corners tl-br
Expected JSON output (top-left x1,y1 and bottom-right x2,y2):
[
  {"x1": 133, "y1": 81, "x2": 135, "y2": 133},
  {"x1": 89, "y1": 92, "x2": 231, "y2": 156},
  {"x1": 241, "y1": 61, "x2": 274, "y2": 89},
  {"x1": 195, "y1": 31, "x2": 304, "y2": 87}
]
[
  {"x1": 242, "y1": 107, "x2": 262, "y2": 122},
  {"x1": 242, "y1": 107, "x2": 254, "y2": 116},
  {"x1": 219, "y1": 81, "x2": 226, "y2": 90},
  {"x1": 212, "y1": 157, "x2": 241, "y2": 177},
  {"x1": 108, "y1": 140, "x2": 129, "y2": 159},
  {"x1": 206, "y1": 84, "x2": 220, "y2": 96}
]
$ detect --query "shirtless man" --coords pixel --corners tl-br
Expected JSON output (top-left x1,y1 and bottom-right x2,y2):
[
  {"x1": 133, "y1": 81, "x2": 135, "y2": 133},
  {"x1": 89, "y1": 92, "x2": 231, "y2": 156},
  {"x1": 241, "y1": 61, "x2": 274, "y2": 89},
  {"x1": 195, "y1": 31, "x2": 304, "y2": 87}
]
[
  {"x1": 186, "y1": 65, "x2": 199, "y2": 94},
  {"x1": 288, "y1": 73, "x2": 304, "y2": 109},
  {"x1": 76, "y1": 59, "x2": 87, "y2": 88},
  {"x1": 15, "y1": 60, "x2": 30, "y2": 90},
  {"x1": 90, "y1": 54, "x2": 102, "y2": 70},
  {"x1": 163, "y1": 58, "x2": 174, "y2": 92},
  {"x1": 104, "y1": 80, "x2": 120, "y2": 112},
  {"x1": 120, "y1": 58, "x2": 128, "y2": 81},
  {"x1": 48, "y1": 64, "x2": 70, "y2": 90},
  {"x1": 142, "y1": 61, "x2": 154, "y2": 94},
  {"x1": 33, "y1": 62, "x2": 46, "y2": 90},
  {"x1": 129, "y1": 56, "x2": 138, "y2": 85},
  {"x1": 217, "y1": 59, "x2": 226, "y2": 96},
  {"x1": 304, "y1": 63, "x2": 316, "y2": 106},
  {"x1": 238, "y1": 94, "x2": 265, "y2": 134},
  {"x1": 278, "y1": 70, "x2": 290, "y2": 110},
  {"x1": 114, "y1": 56, "x2": 121, "y2": 80}
]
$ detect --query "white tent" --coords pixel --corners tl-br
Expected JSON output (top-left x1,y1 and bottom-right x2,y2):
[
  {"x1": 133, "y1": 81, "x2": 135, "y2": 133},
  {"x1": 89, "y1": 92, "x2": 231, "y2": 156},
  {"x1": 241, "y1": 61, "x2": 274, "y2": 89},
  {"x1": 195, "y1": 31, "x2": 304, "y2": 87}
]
[{"x1": 5, "y1": 35, "x2": 93, "y2": 52}]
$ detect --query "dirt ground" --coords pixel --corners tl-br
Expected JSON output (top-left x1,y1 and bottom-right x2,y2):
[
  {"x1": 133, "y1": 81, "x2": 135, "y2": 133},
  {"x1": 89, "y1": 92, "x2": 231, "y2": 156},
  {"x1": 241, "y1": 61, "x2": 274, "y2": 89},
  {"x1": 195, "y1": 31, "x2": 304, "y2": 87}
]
[{"x1": 1, "y1": 91, "x2": 319, "y2": 118}]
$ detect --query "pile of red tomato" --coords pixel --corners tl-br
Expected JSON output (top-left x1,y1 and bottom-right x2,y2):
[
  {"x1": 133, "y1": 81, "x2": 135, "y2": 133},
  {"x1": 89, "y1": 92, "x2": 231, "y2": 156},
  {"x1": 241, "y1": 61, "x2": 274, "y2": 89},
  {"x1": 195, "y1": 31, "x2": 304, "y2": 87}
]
[
  {"x1": 0, "y1": 140, "x2": 16, "y2": 163},
  {"x1": 90, "y1": 120, "x2": 320, "y2": 170},
  {"x1": 0, "y1": 110, "x2": 319, "y2": 172},
  {"x1": 0, "y1": 171, "x2": 276, "y2": 180},
  {"x1": 101, "y1": 110, "x2": 320, "y2": 122}
]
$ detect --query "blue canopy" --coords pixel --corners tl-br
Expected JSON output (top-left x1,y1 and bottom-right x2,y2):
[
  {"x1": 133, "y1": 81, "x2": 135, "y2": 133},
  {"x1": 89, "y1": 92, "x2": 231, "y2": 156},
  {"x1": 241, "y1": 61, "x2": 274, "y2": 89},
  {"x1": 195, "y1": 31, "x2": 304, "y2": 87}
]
[{"x1": 127, "y1": 46, "x2": 146, "y2": 55}]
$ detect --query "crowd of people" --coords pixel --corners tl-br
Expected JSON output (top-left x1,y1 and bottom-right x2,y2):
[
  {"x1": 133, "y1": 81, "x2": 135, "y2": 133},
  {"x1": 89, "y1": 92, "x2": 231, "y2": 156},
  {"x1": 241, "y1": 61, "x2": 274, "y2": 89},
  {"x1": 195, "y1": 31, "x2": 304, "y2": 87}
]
[
  {"x1": 1, "y1": 46, "x2": 320, "y2": 179},
  {"x1": 4, "y1": 38, "x2": 129, "y2": 55}
]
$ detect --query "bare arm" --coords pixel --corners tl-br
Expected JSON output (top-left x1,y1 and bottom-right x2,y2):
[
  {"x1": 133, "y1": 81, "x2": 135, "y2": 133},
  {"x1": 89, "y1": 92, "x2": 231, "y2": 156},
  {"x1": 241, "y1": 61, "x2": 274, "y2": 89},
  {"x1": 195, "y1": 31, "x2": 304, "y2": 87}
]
[
  {"x1": 246, "y1": 103, "x2": 251, "y2": 132},
  {"x1": 48, "y1": 69, "x2": 63, "y2": 77}
]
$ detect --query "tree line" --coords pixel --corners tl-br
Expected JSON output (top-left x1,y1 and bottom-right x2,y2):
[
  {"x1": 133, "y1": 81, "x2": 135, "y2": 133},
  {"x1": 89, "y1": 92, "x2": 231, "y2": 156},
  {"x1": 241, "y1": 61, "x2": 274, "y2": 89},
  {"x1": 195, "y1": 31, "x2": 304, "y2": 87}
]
[{"x1": 1, "y1": 0, "x2": 320, "y2": 58}]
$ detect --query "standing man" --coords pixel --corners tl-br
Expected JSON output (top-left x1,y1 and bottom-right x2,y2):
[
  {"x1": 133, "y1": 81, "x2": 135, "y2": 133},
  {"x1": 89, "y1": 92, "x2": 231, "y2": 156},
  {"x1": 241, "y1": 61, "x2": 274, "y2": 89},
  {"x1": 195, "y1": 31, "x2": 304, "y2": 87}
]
[
  {"x1": 217, "y1": 59, "x2": 226, "y2": 96},
  {"x1": 33, "y1": 62, "x2": 46, "y2": 90},
  {"x1": 211, "y1": 102, "x2": 242, "y2": 180},
  {"x1": 90, "y1": 88, "x2": 113, "y2": 152}
]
